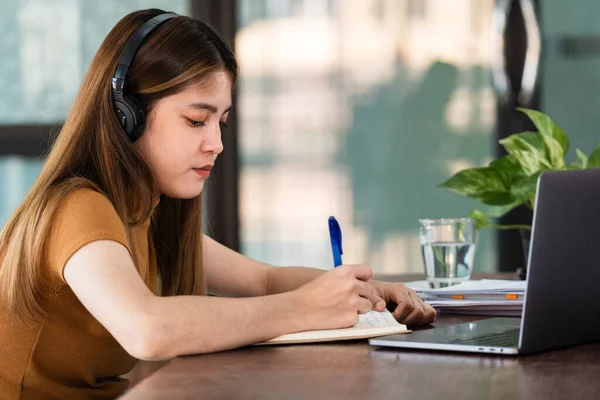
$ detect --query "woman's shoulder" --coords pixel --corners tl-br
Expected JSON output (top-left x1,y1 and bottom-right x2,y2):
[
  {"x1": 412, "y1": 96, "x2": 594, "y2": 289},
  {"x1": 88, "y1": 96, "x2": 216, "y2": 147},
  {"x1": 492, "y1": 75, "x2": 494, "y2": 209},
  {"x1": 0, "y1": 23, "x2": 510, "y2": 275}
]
[
  {"x1": 52, "y1": 187, "x2": 126, "y2": 237},
  {"x1": 47, "y1": 187, "x2": 131, "y2": 281},
  {"x1": 56, "y1": 187, "x2": 123, "y2": 221},
  {"x1": 60, "y1": 187, "x2": 114, "y2": 210}
]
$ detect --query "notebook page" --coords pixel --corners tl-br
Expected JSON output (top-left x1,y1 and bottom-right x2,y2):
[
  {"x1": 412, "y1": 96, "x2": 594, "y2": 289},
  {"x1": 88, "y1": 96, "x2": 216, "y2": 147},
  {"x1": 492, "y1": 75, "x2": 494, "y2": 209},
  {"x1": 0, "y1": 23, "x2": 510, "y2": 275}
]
[
  {"x1": 354, "y1": 309, "x2": 401, "y2": 329},
  {"x1": 258, "y1": 309, "x2": 408, "y2": 345}
]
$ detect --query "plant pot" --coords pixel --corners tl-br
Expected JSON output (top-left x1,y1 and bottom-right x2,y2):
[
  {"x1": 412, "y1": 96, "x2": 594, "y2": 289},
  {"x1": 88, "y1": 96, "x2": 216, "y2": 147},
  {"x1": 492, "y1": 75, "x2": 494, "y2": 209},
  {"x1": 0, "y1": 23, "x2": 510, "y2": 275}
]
[{"x1": 517, "y1": 229, "x2": 531, "y2": 280}]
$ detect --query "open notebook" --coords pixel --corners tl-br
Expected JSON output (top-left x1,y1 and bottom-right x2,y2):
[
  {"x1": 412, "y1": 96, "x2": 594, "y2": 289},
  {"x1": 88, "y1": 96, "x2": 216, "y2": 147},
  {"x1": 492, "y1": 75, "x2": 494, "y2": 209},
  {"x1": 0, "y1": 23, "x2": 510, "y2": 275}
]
[{"x1": 256, "y1": 309, "x2": 409, "y2": 345}]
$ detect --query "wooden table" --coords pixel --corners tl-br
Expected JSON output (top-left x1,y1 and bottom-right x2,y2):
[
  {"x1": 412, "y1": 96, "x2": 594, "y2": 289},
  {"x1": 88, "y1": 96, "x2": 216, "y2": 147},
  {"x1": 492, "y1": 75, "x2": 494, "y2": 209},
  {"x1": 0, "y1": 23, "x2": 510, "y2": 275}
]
[{"x1": 120, "y1": 274, "x2": 600, "y2": 399}]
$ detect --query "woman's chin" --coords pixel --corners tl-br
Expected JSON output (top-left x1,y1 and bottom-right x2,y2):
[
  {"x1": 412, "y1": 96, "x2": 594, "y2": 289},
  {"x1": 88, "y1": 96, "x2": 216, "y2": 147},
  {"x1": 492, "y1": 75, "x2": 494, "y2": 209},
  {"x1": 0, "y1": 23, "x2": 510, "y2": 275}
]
[{"x1": 160, "y1": 183, "x2": 204, "y2": 199}]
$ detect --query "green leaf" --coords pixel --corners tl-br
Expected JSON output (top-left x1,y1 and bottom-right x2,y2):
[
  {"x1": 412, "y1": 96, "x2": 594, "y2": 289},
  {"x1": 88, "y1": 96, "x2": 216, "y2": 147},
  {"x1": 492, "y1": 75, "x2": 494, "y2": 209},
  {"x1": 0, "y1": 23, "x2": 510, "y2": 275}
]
[
  {"x1": 516, "y1": 108, "x2": 567, "y2": 169},
  {"x1": 517, "y1": 107, "x2": 569, "y2": 154},
  {"x1": 576, "y1": 148, "x2": 588, "y2": 169},
  {"x1": 438, "y1": 168, "x2": 505, "y2": 198},
  {"x1": 587, "y1": 144, "x2": 600, "y2": 168},
  {"x1": 479, "y1": 192, "x2": 518, "y2": 206},
  {"x1": 468, "y1": 209, "x2": 489, "y2": 230},
  {"x1": 469, "y1": 208, "x2": 532, "y2": 230},
  {"x1": 438, "y1": 168, "x2": 515, "y2": 205},
  {"x1": 499, "y1": 134, "x2": 552, "y2": 176},
  {"x1": 510, "y1": 173, "x2": 540, "y2": 202},
  {"x1": 489, "y1": 154, "x2": 526, "y2": 185},
  {"x1": 515, "y1": 131, "x2": 546, "y2": 151},
  {"x1": 486, "y1": 201, "x2": 524, "y2": 218},
  {"x1": 543, "y1": 136, "x2": 566, "y2": 169}
]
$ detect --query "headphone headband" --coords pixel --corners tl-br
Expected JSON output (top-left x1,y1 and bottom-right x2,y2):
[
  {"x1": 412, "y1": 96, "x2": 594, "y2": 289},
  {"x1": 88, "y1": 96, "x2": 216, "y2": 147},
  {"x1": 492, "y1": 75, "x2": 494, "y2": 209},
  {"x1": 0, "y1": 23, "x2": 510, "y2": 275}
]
[
  {"x1": 111, "y1": 12, "x2": 177, "y2": 94},
  {"x1": 111, "y1": 12, "x2": 177, "y2": 142}
]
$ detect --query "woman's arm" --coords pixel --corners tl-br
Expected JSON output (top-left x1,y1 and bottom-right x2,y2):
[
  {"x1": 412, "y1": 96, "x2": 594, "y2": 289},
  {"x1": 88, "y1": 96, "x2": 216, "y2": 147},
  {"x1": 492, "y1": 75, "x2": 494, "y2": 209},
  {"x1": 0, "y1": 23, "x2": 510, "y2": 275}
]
[
  {"x1": 203, "y1": 234, "x2": 270, "y2": 297},
  {"x1": 65, "y1": 240, "x2": 378, "y2": 361},
  {"x1": 203, "y1": 236, "x2": 435, "y2": 325},
  {"x1": 265, "y1": 266, "x2": 325, "y2": 294},
  {"x1": 204, "y1": 234, "x2": 327, "y2": 296}
]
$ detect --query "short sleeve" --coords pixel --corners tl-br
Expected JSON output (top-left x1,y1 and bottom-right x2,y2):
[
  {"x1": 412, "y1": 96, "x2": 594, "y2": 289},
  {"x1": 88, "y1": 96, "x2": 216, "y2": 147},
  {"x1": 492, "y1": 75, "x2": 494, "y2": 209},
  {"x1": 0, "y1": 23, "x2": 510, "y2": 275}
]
[{"x1": 46, "y1": 188, "x2": 131, "y2": 281}]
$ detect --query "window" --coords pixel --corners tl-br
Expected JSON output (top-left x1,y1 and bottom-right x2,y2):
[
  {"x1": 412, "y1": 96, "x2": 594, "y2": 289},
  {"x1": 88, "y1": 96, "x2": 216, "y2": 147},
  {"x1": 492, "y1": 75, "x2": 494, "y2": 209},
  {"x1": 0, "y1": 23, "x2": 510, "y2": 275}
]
[
  {"x1": 0, "y1": 0, "x2": 189, "y2": 226},
  {"x1": 236, "y1": 0, "x2": 497, "y2": 274}
]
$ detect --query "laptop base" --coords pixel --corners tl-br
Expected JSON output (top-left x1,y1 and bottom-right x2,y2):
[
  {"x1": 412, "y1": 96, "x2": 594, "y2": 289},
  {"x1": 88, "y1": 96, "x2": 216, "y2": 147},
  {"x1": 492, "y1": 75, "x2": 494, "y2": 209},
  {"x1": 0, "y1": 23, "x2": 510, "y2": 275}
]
[{"x1": 369, "y1": 318, "x2": 521, "y2": 355}]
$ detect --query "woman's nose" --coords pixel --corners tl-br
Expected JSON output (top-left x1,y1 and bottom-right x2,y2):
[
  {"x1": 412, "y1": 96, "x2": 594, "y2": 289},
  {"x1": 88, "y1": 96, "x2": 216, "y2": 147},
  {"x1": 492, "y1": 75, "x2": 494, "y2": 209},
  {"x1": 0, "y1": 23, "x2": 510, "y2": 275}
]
[{"x1": 200, "y1": 123, "x2": 224, "y2": 155}]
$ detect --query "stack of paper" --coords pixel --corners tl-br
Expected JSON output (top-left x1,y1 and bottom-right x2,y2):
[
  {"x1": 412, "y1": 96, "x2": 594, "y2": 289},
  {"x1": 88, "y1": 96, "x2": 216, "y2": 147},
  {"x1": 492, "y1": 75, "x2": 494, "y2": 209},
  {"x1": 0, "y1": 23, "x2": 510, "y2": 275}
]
[{"x1": 415, "y1": 280, "x2": 527, "y2": 317}]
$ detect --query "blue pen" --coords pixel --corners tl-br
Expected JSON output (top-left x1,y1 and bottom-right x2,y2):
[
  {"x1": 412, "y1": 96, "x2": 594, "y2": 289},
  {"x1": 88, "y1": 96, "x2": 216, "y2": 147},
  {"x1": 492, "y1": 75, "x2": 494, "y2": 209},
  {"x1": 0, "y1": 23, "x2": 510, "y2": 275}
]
[{"x1": 328, "y1": 216, "x2": 343, "y2": 267}]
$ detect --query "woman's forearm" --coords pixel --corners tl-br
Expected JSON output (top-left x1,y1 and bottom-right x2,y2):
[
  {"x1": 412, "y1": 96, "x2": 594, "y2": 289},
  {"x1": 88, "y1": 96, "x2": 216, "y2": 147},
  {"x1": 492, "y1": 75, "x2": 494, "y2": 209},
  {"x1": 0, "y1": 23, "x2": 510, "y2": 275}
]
[
  {"x1": 265, "y1": 266, "x2": 326, "y2": 295},
  {"x1": 139, "y1": 292, "x2": 303, "y2": 360}
]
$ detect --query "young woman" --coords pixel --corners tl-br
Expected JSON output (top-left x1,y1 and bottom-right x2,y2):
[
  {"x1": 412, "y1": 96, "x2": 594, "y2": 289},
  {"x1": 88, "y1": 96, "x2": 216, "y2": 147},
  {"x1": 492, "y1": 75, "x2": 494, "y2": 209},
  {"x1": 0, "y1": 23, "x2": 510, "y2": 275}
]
[{"x1": 0, "y1": 9, "x2": 435, "y2": 399}]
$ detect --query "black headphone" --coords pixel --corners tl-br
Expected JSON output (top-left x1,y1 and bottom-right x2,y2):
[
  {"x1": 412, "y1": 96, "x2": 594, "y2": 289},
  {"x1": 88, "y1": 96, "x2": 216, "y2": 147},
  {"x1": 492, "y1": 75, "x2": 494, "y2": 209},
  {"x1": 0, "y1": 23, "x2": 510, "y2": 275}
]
[{"x1": 111, "y1": 12, "x2": 177, "y2": 142}]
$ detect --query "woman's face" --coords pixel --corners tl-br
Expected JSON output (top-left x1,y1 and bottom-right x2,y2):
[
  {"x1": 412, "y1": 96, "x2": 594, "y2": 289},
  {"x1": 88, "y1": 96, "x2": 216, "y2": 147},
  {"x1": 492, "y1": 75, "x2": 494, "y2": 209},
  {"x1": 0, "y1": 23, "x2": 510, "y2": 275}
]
[{"x1": 135, "y1": 70, "x2": 232, "y2": 199}]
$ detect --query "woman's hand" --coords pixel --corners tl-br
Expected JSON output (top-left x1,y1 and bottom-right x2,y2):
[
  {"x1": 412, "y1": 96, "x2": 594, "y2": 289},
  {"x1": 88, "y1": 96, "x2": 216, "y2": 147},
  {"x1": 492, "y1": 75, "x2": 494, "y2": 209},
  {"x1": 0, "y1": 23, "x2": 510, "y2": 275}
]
[
  {"x1": 290, "y1": 264, "x2": 386, "y2": 330},
  {"x1": 369, "y1": 280, "x2": 436, "y2": 326}
]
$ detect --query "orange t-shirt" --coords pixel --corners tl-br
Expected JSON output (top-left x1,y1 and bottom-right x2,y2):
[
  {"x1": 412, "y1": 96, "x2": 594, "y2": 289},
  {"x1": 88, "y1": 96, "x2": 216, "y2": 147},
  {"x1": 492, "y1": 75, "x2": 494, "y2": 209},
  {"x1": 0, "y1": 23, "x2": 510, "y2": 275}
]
[{"x1": 0, "y1": 189, "x2": 158, "y2": 399}]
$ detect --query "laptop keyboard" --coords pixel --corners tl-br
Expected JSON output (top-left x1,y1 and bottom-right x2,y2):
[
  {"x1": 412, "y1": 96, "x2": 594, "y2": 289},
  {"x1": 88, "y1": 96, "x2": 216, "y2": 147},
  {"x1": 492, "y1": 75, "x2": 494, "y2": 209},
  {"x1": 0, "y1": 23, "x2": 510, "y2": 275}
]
[{"x1": 448, "y1": 329, "x2": 520, "y2": 347}]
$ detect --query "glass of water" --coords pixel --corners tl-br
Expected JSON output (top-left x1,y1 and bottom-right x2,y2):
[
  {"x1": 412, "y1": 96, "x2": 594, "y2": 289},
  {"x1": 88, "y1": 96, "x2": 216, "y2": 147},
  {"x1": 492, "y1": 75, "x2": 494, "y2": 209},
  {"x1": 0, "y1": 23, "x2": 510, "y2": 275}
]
[{"x1": 419, "y1": 218, "x2": 476, "y2": 288}]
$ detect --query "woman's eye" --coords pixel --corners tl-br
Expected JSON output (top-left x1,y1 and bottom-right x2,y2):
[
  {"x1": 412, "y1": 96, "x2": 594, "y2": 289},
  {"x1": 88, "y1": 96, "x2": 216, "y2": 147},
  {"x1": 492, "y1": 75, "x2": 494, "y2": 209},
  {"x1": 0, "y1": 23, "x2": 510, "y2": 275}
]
[
  {"x1": 188, "y1": 119, "x2": 206, "y2": 127},
  {"x1": 219, "y1": 121, "x2": 228, "y2": 129}
]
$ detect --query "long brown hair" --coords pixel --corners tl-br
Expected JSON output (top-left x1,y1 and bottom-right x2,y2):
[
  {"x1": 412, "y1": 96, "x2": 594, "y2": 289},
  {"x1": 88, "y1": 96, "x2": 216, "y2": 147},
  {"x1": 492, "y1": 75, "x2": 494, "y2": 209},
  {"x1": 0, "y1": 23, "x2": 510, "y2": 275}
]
[{"x1": 0, "y1": 9, "x2": 238, "y2": 321}]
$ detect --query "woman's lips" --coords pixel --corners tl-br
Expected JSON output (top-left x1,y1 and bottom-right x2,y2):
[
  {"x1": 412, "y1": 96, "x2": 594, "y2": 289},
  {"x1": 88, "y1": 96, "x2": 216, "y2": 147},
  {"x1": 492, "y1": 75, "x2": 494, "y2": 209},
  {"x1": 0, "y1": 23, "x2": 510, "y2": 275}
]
[{"x1": 193, "y1": 165, "x2": 213, "y2": 178}]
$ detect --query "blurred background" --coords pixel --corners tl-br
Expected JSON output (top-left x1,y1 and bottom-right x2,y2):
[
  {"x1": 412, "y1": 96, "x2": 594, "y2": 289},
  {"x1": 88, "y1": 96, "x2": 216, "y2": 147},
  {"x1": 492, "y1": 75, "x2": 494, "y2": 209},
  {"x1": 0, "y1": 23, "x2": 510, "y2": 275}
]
[{"x1": 1, "y1": 0, "x2": 598, "y2": 275}]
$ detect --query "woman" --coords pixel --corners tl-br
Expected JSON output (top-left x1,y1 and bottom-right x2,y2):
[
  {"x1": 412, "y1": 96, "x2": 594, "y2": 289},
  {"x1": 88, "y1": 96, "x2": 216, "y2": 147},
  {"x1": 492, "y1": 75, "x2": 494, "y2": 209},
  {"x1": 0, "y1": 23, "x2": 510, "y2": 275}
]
[{"x1": 0, "y1": 9, "x2": 435, "y2": 399}]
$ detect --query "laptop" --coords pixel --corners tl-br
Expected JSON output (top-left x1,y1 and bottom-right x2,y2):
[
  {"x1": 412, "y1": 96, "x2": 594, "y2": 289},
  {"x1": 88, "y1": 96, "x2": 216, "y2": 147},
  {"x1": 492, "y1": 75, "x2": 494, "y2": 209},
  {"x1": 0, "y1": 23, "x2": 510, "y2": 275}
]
[{"x1": 369, "y1": 168, "x2": 600, "y2": 355}]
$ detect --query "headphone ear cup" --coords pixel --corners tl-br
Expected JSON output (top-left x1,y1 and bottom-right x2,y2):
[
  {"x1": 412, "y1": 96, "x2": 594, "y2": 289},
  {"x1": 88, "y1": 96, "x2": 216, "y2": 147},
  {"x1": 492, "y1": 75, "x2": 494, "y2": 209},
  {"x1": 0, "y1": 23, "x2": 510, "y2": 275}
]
[{"x1": 114, "y1": 95, "x2": 145, "y2": 142}]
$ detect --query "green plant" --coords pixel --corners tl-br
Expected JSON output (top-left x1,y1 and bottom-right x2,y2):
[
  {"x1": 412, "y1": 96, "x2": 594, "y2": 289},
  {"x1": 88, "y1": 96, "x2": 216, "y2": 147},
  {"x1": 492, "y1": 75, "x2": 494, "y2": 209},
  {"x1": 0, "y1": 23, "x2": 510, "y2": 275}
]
[{"x1": 439, "y1": 107, "x2": 600, "y2": 230}]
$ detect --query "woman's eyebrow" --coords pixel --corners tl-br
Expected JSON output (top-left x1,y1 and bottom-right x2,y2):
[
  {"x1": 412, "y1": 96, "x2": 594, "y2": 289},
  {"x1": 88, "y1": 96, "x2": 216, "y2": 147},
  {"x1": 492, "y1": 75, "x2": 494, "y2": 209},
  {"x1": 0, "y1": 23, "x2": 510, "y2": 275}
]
[{"x1": 185, "y1": 102, "x2": 232, "y2": 114}]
